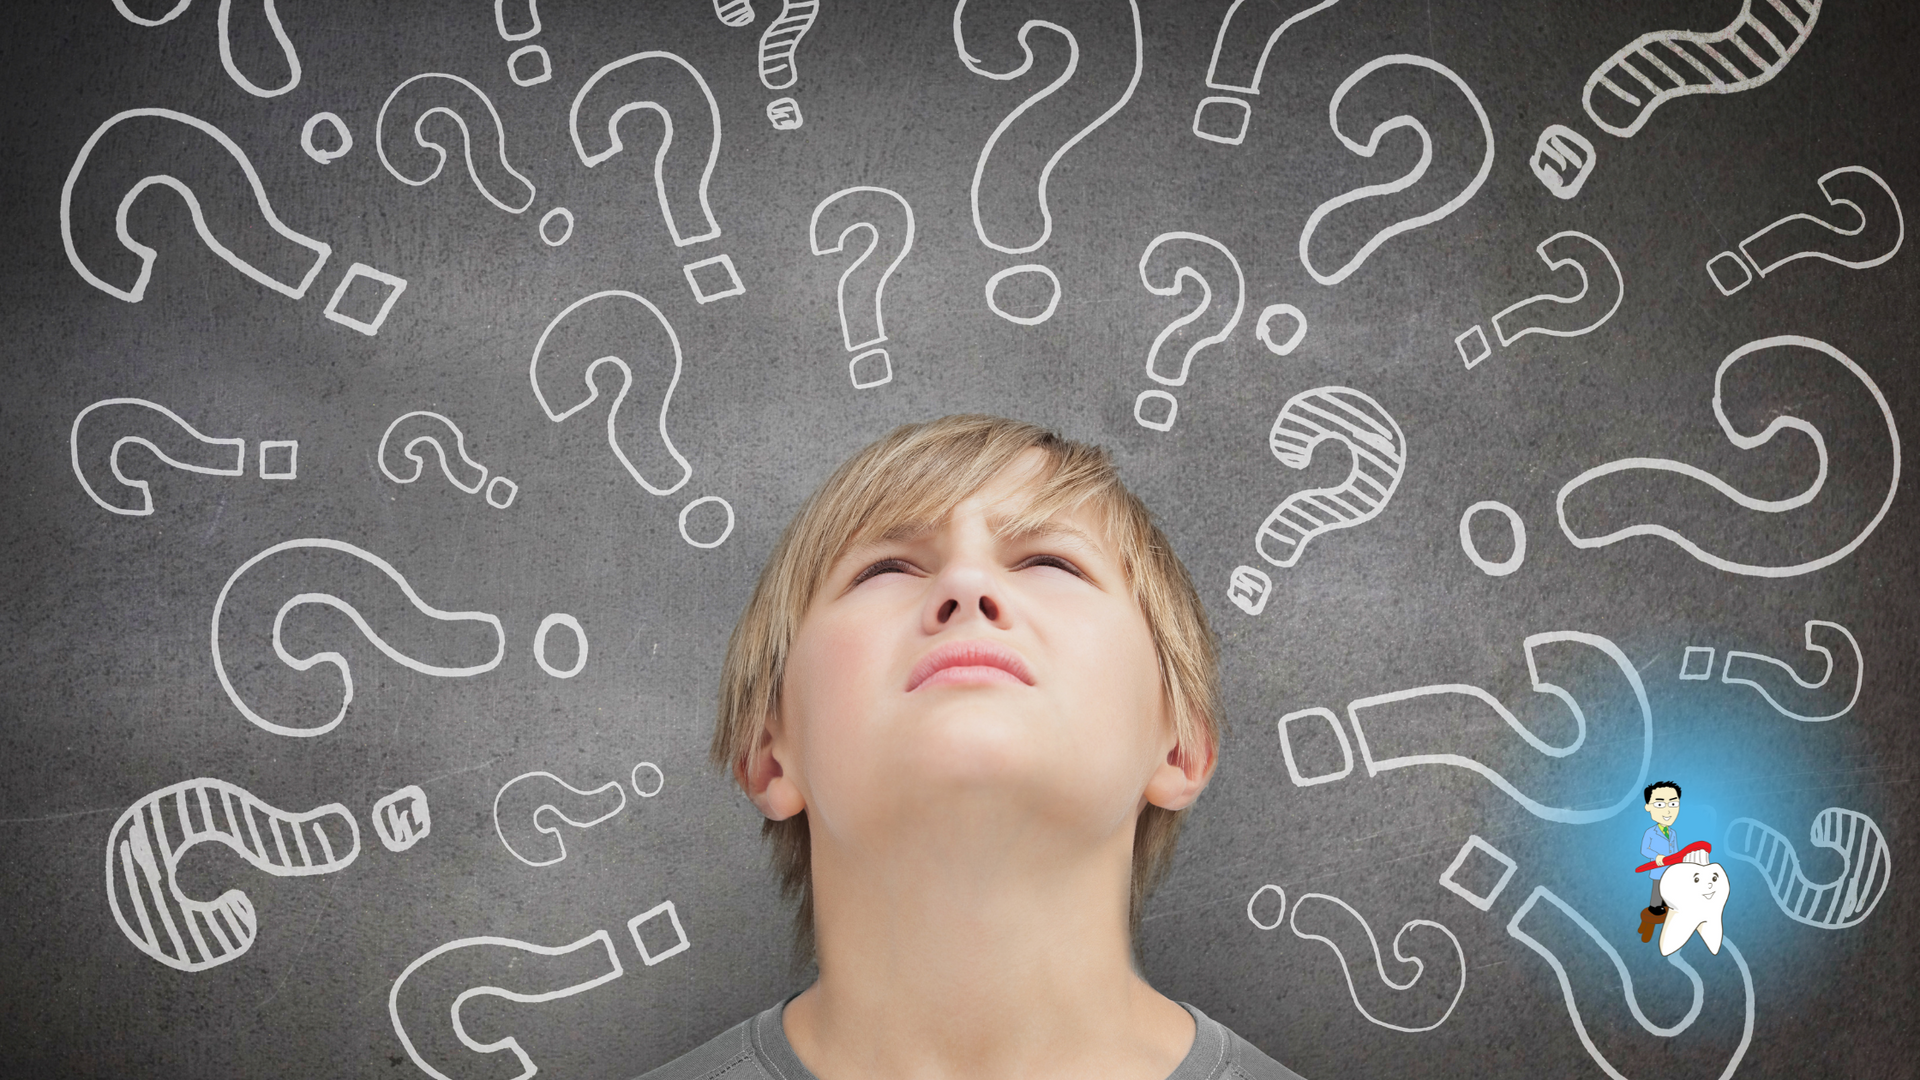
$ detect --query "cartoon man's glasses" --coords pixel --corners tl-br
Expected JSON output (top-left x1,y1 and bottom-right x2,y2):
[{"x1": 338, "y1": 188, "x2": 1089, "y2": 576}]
[{"x1": 1650, "y1": 799, "x2": 1679, "y2": 808}]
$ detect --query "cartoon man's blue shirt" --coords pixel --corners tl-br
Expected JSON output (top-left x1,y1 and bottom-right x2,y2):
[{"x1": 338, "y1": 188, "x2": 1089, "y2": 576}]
[{"x1": 1642, "y1": 824, "x2": 1681, "y2": 878}]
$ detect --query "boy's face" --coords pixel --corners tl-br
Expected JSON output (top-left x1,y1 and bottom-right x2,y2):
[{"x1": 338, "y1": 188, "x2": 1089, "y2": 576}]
[
  {"x1": 1647, "y1": 787, "x2": 1680, "y2": 828},
  {"x1": 759, "y1": 450, "x2": 1202, "y2": 854}
]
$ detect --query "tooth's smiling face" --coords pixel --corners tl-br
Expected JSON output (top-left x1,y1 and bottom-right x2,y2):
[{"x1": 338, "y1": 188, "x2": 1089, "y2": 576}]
[{"x1": 1659, "y1": 862, "x2": 1730, "y2": 956}]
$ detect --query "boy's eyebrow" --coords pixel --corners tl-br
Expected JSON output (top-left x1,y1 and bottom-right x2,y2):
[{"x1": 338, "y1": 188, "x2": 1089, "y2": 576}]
[{"x1": 858, "y1": 513, "x2": 1102, "y2": 550}]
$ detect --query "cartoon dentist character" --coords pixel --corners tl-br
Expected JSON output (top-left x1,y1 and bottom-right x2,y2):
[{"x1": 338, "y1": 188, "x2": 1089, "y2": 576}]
[
  {"x1": 1638, "y1": 780, "x2": 1683, "y2": 942},
  {"x1": 1633, "y1": 780, "x2": 1729, "y2": 953}
]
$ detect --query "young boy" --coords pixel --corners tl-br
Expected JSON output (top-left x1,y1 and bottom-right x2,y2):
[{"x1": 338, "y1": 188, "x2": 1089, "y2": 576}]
[
  {"x1": 1638, "y1": 781, "x2": 1683, "y2": 943},
  {"x1": 638, "y1": 416, "x2": 1300, "y2": 1079}
]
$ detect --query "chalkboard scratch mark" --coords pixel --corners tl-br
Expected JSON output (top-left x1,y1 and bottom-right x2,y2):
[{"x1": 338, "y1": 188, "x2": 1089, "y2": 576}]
[
  {"x1": 0, "y1": 805, "x2": 119, "y2": 825},
  {"x1": 200, "y1": 494, "x2": 227, "y2": 541},
  {"x1": 1636, "y1": 650, "x2": 1663, "y2": 673},
  {"x1": 418, "y1": 757, "x2": 501, "y2": 787}
]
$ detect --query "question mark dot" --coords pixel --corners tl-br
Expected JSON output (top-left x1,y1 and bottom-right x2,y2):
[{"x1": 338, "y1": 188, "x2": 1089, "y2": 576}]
[
  {"x1": 849, "y1": 348, "x2": 892, "y2": 389},
  {"x1": 766, "y1": 97, "x2": 803, "y2": 130},
  {"x1": 539, "y1": 208, "x2": 575, "y2": 247},
  {"x1": 1133, "y1": 390, "x2": 1177, "y2": 432}
]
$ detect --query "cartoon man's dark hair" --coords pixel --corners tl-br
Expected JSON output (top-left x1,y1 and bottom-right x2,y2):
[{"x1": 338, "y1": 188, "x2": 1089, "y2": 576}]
[{"x1": 1644, "y1": 780, "x2": 1682, "y2": 801}]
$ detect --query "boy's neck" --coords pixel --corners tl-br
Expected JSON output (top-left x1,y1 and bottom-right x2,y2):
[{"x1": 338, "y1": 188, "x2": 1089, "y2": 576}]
[{"x1": 784, "y1": 812, "x2": 1194, "y2": 1080}]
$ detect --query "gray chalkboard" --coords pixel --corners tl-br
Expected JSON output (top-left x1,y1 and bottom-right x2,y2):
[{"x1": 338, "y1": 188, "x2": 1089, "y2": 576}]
[{"x1": 2, "y1": 0, "x2": 1914, "y2": 1077}]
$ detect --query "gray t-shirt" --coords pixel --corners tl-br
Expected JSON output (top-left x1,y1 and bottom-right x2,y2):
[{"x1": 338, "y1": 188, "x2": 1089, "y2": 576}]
[{"x1": 630, "y1": 997, "x2": 1306, "y2": 1080}]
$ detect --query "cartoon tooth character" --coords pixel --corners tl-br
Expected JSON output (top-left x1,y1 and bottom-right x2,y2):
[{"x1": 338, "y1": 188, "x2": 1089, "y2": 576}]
[
  {"x1": 1658, "y1": 854, "x2": 1729, "y2": 956},
  {"x1": 1637, "y1": 780, "x2": 1683, "y2": 942}
]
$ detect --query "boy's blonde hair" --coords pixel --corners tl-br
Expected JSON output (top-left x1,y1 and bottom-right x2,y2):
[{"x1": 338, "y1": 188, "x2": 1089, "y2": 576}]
[{"x1": 712, "y1": 415, "x2": 1220, "y2": 959}]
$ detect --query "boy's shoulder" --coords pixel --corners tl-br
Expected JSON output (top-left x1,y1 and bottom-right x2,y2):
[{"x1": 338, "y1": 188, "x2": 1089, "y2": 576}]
[{"x1": 628, "y1": 999, "x2": 1306, "y2": 1080}]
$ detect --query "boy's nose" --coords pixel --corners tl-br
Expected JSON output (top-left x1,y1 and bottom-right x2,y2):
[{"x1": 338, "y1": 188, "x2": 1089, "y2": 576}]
[{"x1": 924, "y1": 563, "x2": 1010, "y2": 631}]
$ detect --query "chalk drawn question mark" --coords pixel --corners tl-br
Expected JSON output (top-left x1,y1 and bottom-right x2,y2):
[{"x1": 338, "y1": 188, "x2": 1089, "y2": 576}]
[
  {"x1": 1584, "y1": 0, "x2": 1822, "y2": 140},
  {"x1": 106, "y1": 777, "x2": 359, "y2": 972},
  {"x1": 111, "y1": 0, "x2": 301, "y2": 98},
  {"x1": 1557, "y1": 335, "x2": 1900, "y2": 577},
  {"x1": 211, "y1": 538, "x2": 506, "y2": 737},
  {"x1": 1131, "y1": 231, "x2": 1245, "y2": 433},
  {"x1": 954, "y1": 0, "x2": 1143, "y2": 325},
  {"x1": 1453, "y1": 231, "x2": 1623, "y2": 369},
  {"x1": 61, "y1": 108, "x2": 408, "y2": 335},
  {"x1": 379, "y1": 410, "x2": 518, "y2": 509},
  {"x1": 1280, "y1": 892, "x2": 1466, "y2": 1033},
  {"x1": 1725, "y1": 807, "x2": 1890, "y2": 930},
  {"x1": 1707, "y1": 166, "x2": 1903, "y2": 295},
  {"x1": 1299, "y1": 55, "x2": 1495, "y2": 286},
  {"x1": 492, "y1": 771, "x2": 626, "y2": 867},
  {"x1": 390, "y1": 904, "x2": 689, "y2": 1080},
  {"x1": 378, "y1": 72, "x2": 578, "y2": 247},
  {"x1": 570, "y1": 52, "x2": 745, "y2": 302},
  {"x1": 529, "y1": 290, "x2": 736, "y2": 549},
  {"x1": 1679, "y1": 618, "x2": 1861, "y2": 722},
  {"x1": 1192, "y1": 0, "x2": 1346, "y2": 144},
  {"x1": 494, "y1": 0, "x2": 553, "y2": 88},
  {"x1": 760, "y1": 0, "x2": 820, "y2": 129},
  {"x1": 1227, "y1": 387, "x2": 1404, "y2": 616},
  {"x1": 809, "y1": 186, "x2": 917, "y2": 390},
  {"x1": 389, "y1": 930, "x2": 626, "y2": 1080},
  {"x1": 1280, "y1": 632, "x2": 1653, "y2": 824},
  {"x1": 1508, "y1": 887, "x2": 1754, "y2": 1080},
  {"x1": 71, "y1": 397, "x2": 296, "y2": 515}
]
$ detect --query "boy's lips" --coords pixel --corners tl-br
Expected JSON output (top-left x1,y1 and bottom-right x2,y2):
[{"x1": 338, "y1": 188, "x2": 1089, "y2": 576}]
[{"x1": 906, "y1": 639, "x2": 1035, "y2": 691}]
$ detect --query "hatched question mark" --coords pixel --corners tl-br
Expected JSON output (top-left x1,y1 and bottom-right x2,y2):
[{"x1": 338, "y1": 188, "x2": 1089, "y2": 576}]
[
  {"x1": 809, "y1": 186, "x2": 917, "y2": 389},
  {"x1": 1227, "y1": 387, "x2": 1405, "y2": 616},
  {"x1": 759, "y1": 0, "x2": 821, "y2": 129},
  {"x1": 954, "y1": 0, "x2": 1143, "y2": 325}
]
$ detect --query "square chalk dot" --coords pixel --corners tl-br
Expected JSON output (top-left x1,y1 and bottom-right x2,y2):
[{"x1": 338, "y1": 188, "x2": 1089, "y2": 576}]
[
  {"x1": 1679, "y1": 646, "x2": 1716, "y2": 680},
  {"x1": 849, "y1": 347, "x2": 892, "y2": 389},
  {"x1": 324, "y1": 262, "x2": 408, "y2": 336},
  {"x1": 1455, "y1": 324, "x2": 1491, "y2": 369},
  {"x1": 1439, "y1": 834, "x2": 1518, "y2": 912},
  {"x1": 683, "y1": 254, "x2": 745, "y2": 304},
  {"x1": 627, "y1": 900, "x2": 690, "y2": 966},
  {"x1": 258, "y1": 440, "x2": 298, "y2": 479}
]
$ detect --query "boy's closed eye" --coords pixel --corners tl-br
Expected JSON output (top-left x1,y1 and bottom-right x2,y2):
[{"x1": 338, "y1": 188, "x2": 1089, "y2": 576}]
[{"x1": 847, "y1": 551, "x2": 1092, "y2": 588}]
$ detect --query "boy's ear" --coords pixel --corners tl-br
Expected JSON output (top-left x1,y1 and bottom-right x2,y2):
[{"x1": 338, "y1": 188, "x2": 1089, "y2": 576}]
[
  {"x1": 741, "y1": 711, "x2": 808, "y2": 821},
  {"x1": 1143, "y1": 738, "x2": 1216, "y2": 812}
]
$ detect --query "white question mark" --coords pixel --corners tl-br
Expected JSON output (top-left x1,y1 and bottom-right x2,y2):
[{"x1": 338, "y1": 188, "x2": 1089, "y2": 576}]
[
  {"x1": 1299, "y1": 55, "x2": 1495, "y2": 286},
  {"x1": 809, "y1": 186, "x2": 917, "y2": 389},
  {"x1": 1680, "y1": 618, "x2": 1861, "y2": 722},
  {"x1": 1131, "y1": 231, "x2": 1245, "y2": 432},
  {"x1": 1557, "y1": 335, "x2": 1900, "y2": 577},
  {"x1": 1192, "y1": 0, "x2": 1346, "y2": 144},
  {"x1": 378, "y1": 72, "x2": 575, "y2": 245},
  {"x1": 1707, "y1": 166, "x2": 1903, "y2": 296},
  {"x1": 62, "y1": 108, "x2": 407, "y2": 335},
  {"x1": 1453, "y1": 231, "x2": 1623, "y2": 369},
  {"x1": 111, "y1": 0, "x2": 302, "y2": 98},
  {"x1": 211, "y1": 538, "x2": 507, "y2": 737},
  {"x1": 378, "y1": 410, "x2": 518, "y2": 509},
  {"x1": 1227, "y1": 386, "x2": 1405, "y2": 616},
  {"x1": 71, "y1": 397, "x2": 296, "y2": 515},
  {"x1": 954, "y1": 0, "x2": 1143, "y2": 325},
  {"x1": 570, "y1": 52, "x2": 745, "y2": 303},
  {"x1": 529, "y1": 290, "x2": 736, "y2": 549}
]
